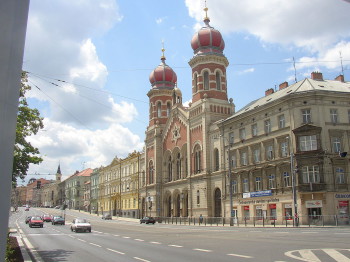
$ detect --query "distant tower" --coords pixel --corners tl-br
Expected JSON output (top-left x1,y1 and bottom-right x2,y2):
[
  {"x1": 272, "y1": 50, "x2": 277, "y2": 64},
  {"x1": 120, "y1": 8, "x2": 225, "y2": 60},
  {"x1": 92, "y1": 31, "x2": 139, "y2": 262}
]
[{"x1": 55, "y1": 164, "x2": 62, "y2": 181}]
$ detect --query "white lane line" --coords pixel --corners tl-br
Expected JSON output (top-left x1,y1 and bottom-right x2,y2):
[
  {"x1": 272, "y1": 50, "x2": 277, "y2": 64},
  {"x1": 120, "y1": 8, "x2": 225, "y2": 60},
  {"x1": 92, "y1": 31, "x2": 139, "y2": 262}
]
[
  {"x1": 89, "y1": 243, "x2": 102, "y2": 247},
  {"x1": 301, "y1": 232, "x2": 318, "y2": 234},
  {"x1": 193, "y1": 248, "x2": 212, "y2": 252},
  {"x1": 106, "y1": 248, "x2": 125, "y2": 255},
  {"x1": 134, "y1": 257, "x2": 151, "y2": 262},
  {"x1": 335, "y1": 233, "x2": 350, "y2": 235},
  {"x1": 168, "y1": 244, "x2": 183, "y2": 248},
  {"x1": 114, "y1": 234, "x2": 120, "y2": 237},
  {"x1": 227, "y1": 253, "x2": 253, "y2": 258},
  {"x1": 249, "y1": 231, "x2": 262, "y2": 233},
  {"x1": 93, "y1": 231, "x2": 103, "y2": 233},
  {"x1": 323, "y1": 249, "x2": 350, "y2": 261},
  {"x1": 77, "y1": 238, "x2": 86, "y2": 243},
  {"x1": 274, "y1": 232, "x2": 289, "y2": 234},
  {"x1": 150, "y1": 241, "x2": 161, "y2": 244},
  {"x1": 135, "y1": 239, "x2": 144, "y2": 241},
  {"x1": 123, "y1": 236, "x2": 130, "y2": 239},
  {"x1": 68, "y1": 235, "x2": 75, "y2": 239},
  {"x1": 298, "y1": 250, "x2": 321, "y2": 262}
]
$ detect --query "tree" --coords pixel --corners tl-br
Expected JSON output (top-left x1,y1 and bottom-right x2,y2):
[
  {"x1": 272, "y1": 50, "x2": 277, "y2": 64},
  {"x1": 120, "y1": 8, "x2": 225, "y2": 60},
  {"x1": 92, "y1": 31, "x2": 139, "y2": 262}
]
[{"x1": 12, "y1": 71, "x2": 44, "y2": 186}]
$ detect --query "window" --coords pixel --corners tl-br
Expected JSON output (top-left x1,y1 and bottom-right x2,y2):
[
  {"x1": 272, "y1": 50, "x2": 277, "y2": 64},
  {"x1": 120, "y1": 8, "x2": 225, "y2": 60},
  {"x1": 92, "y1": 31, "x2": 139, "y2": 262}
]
[
  {"x1": 336, "y1": 168, "x2": 345, "y2": 184},
  {"x1": 253, "y1": 148, "x2": 260, "y2": 163},
  {"x1": 214, "y1": 149, "x2": 219, "y2": 171},
  {"x1": 216, "y1": 71, "x2": 221, "y2": 90},
  {"x1": 176, "y1": 153, "x2": 181, "y2": 180},
  {"x1": 203, "y1": 71, "x2": 209, "y2": 90},
  {"x1": 264, "y1": 119, "x2": 271, "y2": 134},
  {"x1": 229, "y1": 132, "x2": 234, "y2": 145},
  {"x1": 241, "y1": 152, "x2": 248, "y2": 166},
  {"x1": 231, "y1": 154, "x2": 237, "y2": 168},
  {"x1": 302, "y1": 109, "x2": 311, "y2": 123},
  {"x1": 330, "y1": 109, "x2": 338, "y2": 124},
  {"x1": 268, "y1": 175, "x2": 275, "y2": 189},
  {"x1": 252, "y1": 124, "x2": 258, "y2": 137},
  {"x1": 232, "y1": 180, "x2": 237, "y2": 193},
  {"x1": 278, "y1": 114, "x2": 285, "y2": 129},
  {"x1": 157, "y1": 102, "x2": 162, "y2": 117},
  {"x1": 148, "y1": 161, "x2": 154, "y2": 184},
  {"x1": 266, "y1": 145, "x2": 274, "y2": 160},
  {"x1": 302, "y1": 166, "x2": 320, "y2": 183},
  {"x1": 281, "y1": 141, "x2": 288, "y2": 157},
  {"x1": 239, "y1": 128, "x2": 246, "y2": 140},
  {"x1": 332, "y1": 137, "x2": 341, "y2": 153},
  {"x1": 168, "y1": 156, "x2": 173, "y2": 181},
  {"x1": 255, "y1": 177, "x2": 262, "y2": 191},
  {"x1": 149, "y1": 103, "x2": 153, "y2": 119},
  {"x1": 194, "y1": 146, "x2": 202, "y2": 173},
  {"x1": 299, "y1": 135, "x2": 317, "y2": 151},
  {"x1": 243, "y1": 178, "x2": 249, "y2": 192},
  {"x1": 194, "y1": 73, "x2": 198, "y2": 93},
  {"x1": 167, "y1": 102, "x2": 171, "y2": 117},
  {"x1": 283, "y1": 172, "x2": 290, "y2": 187},
  {"x1": 197, "y1": 190, "x2": 200, "y2": 205}
]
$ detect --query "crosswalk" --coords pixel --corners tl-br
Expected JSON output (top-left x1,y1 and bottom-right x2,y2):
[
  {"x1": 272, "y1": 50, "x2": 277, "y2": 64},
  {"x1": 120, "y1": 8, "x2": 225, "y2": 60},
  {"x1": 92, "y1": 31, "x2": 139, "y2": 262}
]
[{"x1": 285, "y1": 249, "x2": 350, "y2": 262}]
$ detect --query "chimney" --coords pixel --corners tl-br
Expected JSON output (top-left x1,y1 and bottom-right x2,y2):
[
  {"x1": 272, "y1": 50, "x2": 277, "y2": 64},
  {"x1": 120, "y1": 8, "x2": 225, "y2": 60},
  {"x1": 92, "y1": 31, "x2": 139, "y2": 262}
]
[
  {"x1": 334, "y1": 74, "x2": 344, "y2": 82},
  {"x1": 265, "y1": 88, "x2": 274, "y2": 96},
  {"x1": 279, "y1": 81, "x2": 289, "y2": 90},
  {"x1": 311, "y1": 71, "x2": 323, "y2": 81}
]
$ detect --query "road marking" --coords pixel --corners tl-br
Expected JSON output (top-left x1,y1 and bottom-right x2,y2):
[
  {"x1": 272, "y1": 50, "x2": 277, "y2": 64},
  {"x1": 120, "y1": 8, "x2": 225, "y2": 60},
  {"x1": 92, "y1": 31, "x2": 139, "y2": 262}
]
[
  {"x1": 227, "y1": 253, "x2": 253, "y2": 258},
  {"x1": 150, "y1": 241, "x2": 161, "y2": 244},
  {"x1": 93, "y1": 230, "x2": 103, "y2": 233},
  {"x1": 123, "y1": 236, "x2": 130, "y2": 239},
  {"x1": 335, "y1": 232, "x2": 350, "y2": 235},
  {"x1": 114, "y1": 234, "x2": 120, "y2": 237},
  {"x1": 68, "y1": 235, "x2": 75, "y2": 239},
  {"x1": 323, "y1": 249, "x2": 350, "y2": 261},
  {"x1": 249, "y1": 231, "x2": 262, "y2": 232},
  {"x1": 135, "y1": 239, "x2": 144, "y2": 241},
  {"x1": 301, "y1": 232, "x2": 318, "y2": 234},
  {"x1": 274, "y1": 232, "x2": 289, "y2": 234},
  {"x1": 168, "y1": 244, "x2": 183, "y2": 248},
  {"x1": 298, "y1": 250, "x2": 321, "y2": 262},
  {"x1": 134, "y1": 257, "x2": 151, "y2": 262},
  {"x1": 193, "y1": 248, "x2": 212, "y2": 252},
  {"x1": 89, "y1": 243, "x2": 101, "y2": 247},
  {"x1": 77, "y1": 238, "x2": 86, "y2": 243},
  {"x1": 107, "y1": 248, "x2": 125, "y2": 255}
]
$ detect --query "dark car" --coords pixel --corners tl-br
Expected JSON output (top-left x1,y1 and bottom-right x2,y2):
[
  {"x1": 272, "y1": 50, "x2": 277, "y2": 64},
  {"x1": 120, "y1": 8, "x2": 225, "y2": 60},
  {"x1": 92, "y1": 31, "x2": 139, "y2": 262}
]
[
  {"x1": 25, "y1": 216, "x2": 32, "y2": 224},
  {"x1": 42, "y1": 214, "x2": 52, "y2": 222},
  {"x1": 29, "y1": 216, "x2": 44, "y2": 228},
  {"x1": 102, "y1": 213, "x2": 112, "y2": 220},
  {"x1": 140, "y1": 216, "x2": 156, "y2": 224},
  {"x1": 52, "y1": 216, "x2": 65, "y2": 225}
]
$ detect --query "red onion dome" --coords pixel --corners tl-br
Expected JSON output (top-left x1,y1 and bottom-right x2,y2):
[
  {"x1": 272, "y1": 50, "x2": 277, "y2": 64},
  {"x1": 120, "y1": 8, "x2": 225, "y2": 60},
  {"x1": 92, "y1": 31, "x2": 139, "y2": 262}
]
[
  {"x1": 149, "y1": 57, "x2": 177, "y2": 89},
  {"x1": 191, "y1": 17, "x2": 225, "y2": 55}
]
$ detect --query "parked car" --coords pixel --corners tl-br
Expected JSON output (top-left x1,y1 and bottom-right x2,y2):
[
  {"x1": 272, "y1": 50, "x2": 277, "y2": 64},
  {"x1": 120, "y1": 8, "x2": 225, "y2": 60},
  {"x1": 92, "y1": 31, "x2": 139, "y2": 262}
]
[
  {"x1": 25, "y1": 216, "x2": 32, "y2": 224},
  {"x1": 42, "y1": 214, "x2": 52, "y2": 222},
  {"x1": 52, "y1": 216, "x2": 65, "y2": 225},
  {"x1": 140, "y1": 216, "x2": 156, "y2": 224},
  {"x1": 29, "y1": 216, "x2": 44, "y2": 228},
  {"x1": 102, "y1": 213, "x2": 112, "y2": 220},
  {"x1": 70, "y1": 218, "x2": 91, "y2": 233},
  {"x1": 25, "y1": 207, "x2": 29, "y2": 211}
]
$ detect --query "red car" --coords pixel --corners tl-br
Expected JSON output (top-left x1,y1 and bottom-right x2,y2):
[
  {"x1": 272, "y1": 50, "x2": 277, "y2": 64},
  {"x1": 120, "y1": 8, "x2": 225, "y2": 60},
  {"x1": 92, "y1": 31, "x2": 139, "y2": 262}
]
[
  {"x1": 29, "y1": 216, "x2": 44, "y2": 228},
  {"x1": 42, "y1": 214, "x2": 52, "y2": 222}
]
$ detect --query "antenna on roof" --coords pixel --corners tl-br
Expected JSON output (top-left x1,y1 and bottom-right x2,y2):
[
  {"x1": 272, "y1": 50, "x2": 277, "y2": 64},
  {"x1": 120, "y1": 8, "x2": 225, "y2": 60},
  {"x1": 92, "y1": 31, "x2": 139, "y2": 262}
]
[
  {"x1": 340, "y1": 51, "x2": 344, "y2": 76},
  {"x1": 293, "y1": 57, "x2": 297, "y2": 83}
]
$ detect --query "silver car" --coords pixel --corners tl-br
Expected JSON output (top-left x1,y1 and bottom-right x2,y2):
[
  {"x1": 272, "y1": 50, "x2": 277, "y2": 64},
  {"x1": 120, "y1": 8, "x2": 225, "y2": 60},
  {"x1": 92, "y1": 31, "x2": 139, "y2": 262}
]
[{"x1": 70, "y1": 218, "x2": 91, "y2": 233}]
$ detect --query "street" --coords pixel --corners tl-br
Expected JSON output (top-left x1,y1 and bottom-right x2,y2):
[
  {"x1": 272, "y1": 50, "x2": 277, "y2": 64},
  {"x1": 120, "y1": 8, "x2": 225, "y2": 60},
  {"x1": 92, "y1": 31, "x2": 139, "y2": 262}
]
[{"x1": 9, "y1": 207, "x2": 350, "y2": 262}]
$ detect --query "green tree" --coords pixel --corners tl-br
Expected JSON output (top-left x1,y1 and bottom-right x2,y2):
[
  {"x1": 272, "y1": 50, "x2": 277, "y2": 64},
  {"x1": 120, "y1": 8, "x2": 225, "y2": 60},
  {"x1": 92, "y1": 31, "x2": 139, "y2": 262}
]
[{"x1": 12, "y1": 71, "x2": 44, "y2": 186}]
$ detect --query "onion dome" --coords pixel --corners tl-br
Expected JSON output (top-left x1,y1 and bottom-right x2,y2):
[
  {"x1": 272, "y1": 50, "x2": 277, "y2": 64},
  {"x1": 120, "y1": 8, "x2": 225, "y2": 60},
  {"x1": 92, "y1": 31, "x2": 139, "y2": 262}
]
[
  {"x1": 149, "y1": 46, "x2": 177, "y2": 89},
  {"x1": 191, "y1": 5, "x2": 225, "y2": 55}
]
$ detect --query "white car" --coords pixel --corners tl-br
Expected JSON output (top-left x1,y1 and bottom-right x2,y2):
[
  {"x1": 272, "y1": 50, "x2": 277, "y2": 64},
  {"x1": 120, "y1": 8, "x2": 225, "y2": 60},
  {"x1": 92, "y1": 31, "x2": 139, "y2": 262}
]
[{"x1": 70, "y1": 218, "x2": 91, "y2": 233}]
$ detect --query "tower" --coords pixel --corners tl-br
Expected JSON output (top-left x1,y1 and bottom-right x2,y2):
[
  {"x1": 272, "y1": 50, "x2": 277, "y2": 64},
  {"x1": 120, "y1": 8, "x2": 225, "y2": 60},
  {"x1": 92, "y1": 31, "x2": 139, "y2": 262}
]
[{"x1": 55, "y1": 164, "x2": 62, "y2": 182}]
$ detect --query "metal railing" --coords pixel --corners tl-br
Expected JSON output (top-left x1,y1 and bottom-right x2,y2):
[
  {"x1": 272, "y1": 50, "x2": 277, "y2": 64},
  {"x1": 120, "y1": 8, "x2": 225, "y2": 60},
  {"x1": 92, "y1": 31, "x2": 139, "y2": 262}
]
[{"x1": 157, "y1": 215, "x2": 350, "y2": 227}]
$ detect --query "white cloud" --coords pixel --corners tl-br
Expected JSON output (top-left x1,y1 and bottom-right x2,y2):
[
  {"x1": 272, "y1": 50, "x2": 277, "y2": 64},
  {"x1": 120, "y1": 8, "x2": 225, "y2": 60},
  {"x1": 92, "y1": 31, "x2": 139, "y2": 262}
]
[{"x1": 237, "y1": 68, "x2": 255, "y2": 75}]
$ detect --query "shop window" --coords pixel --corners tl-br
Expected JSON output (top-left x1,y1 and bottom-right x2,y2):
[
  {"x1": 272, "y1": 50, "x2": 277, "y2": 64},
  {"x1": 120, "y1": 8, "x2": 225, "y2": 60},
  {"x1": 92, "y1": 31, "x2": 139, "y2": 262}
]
[
  {"x1": 269, "y1": 204, "x2": 276, "y2": 219},
  {"x1": 256, "y1": 207, "x2": 263, "y2": 220},
  {"x1": 284, "y1": 206, "x2": 293, "y2": 220},
  {"x1": 244, "y1": 206, "x2": 250, "y2": 219}
]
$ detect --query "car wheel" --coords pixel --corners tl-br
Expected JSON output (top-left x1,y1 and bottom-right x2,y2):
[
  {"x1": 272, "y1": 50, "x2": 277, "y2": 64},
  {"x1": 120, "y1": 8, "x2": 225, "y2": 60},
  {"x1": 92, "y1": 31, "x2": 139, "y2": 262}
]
[
  {"x1": 70, "y1": 227, "x2": 73, "y2": 232},
  {"x1": 29, "y1": 225, "x2": 32, "y2": 228}
]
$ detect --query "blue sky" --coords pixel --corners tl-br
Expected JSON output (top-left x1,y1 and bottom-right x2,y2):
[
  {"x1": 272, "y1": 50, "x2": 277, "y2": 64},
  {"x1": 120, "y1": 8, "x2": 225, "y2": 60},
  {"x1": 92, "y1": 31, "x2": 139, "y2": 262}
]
[{"x1": 21, "y1": 0, "x2": 350, "y2": 183}]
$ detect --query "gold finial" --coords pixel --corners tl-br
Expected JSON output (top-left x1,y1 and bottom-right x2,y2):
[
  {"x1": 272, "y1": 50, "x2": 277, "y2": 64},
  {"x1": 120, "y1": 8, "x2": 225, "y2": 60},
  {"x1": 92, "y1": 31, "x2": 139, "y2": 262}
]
[
  {"x1": 203, "y1": 0, "x2": 210, "y2": 23},
  {"x1": 161, "y1": 40, "x2": 166, "y2": 61}
]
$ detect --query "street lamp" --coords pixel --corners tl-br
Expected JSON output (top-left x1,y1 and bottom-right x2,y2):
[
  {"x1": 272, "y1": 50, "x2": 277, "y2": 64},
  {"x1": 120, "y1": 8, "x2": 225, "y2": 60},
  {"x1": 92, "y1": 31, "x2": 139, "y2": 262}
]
[{"x1": 287, "y1": 136, "x2": 298, "y2": 226}]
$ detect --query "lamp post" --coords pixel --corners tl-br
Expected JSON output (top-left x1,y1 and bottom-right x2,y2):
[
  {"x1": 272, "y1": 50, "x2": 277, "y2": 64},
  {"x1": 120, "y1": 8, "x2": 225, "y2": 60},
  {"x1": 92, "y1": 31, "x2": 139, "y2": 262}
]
[
  {"x1": 227, "y1": 140, "x2": 233, "y2": 226},
  {"x1": 287, "y1": 136, "x2": 298, "y2": 226}
]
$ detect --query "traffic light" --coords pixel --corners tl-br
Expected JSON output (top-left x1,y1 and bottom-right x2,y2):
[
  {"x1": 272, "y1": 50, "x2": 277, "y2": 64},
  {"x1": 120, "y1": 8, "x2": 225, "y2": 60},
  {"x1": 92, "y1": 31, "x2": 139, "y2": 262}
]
[{"x1": 339, "y1": 152, "x2": 347, "y2": 158}]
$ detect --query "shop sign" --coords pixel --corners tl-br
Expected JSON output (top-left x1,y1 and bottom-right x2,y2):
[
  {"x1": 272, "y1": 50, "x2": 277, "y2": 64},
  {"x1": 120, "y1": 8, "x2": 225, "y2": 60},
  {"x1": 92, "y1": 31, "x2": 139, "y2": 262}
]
[
  {"x1": 243, "y1": 190, "x2": 272, "y2": 198},
  {"x1": 284, "y1": 203, "x2": 292, "y2": 208},
  {"x1": 339, "y1": 201, "x2": 349, "y2": 207},
  {"x1": 306, "y1": 200, "x2": 323, "y2": 208},
  {"x1": 335, "y1": 193, "x2": 350, "y2": 199},
  {"x1": 243, "y1": 193, "x2": 250, "y2": 198},
  {"x1": 244, "y1": 206, "x2": 249, "y2": 210},
  {"x1": 269, "y1": 204, "x2": 276, "y2": 209},
  {"x1": 256, "y1": 205, "x2": 262, "y2": 209}
]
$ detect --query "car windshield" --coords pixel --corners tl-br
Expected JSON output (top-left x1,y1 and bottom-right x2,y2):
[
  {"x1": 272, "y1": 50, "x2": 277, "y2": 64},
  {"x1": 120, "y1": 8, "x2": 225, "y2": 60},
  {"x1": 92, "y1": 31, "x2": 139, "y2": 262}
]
[
  {"x1": 76, "y1": 219, "x2": 87, "y2": 223},
  {"x1": 32, "y1": 216, "x2": 42, "y2": 220}
]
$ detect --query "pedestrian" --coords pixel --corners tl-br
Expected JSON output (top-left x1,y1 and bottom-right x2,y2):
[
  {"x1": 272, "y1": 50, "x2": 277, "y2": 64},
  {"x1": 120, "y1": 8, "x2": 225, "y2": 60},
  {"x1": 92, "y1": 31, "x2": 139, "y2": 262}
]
[{"x1": 199, "y1": 214, "x2": 203, "y2": 224}]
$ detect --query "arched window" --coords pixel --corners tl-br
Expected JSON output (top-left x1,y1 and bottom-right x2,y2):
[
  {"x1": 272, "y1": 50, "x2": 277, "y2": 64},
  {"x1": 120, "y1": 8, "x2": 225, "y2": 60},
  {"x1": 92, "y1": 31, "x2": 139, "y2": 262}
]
[
  {"x1": 149, "y1": 103, "x2": 153, "y2": 119},
  {"x1": 157, "y1": 102, "x2": 162, "y2": 117},
  {"x1": 148, "y1": 161, "x2": 154, "y2": 184},
  {"x1": 194, "y1": 73, "x2": 198, "y2": 93},
  {"x1": 194, "y1": 145, "x2": 202, "y2": 174},
  {"x1": 216, "y1": 71, "x2": 221, "y2": 90},
  {"x1": 214, "y1": 148, "x2": 219, "y2": 171},
  {"x1": 203, "y1": 71, "x2": 209, "y2": 90},
  {"x1": 167, "y1": 102, "x2": 171, "y2": 117},
  {"x1": 176, "y1": 153, "x2": 181, "y2": 180},
  {"x1": 168, "y1": 156, "x2": 172, "y2": 181}
]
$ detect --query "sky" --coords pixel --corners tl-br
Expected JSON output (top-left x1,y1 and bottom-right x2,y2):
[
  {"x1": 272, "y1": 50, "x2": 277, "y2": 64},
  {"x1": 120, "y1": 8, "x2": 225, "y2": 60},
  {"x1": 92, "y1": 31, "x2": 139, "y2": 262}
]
[{"x1": 21, "y1": 0, "x2": 350, "y2": 184}]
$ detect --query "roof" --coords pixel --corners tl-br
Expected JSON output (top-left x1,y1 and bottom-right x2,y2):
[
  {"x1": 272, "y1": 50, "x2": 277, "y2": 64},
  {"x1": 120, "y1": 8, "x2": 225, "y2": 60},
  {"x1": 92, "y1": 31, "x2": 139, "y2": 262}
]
[
  {"x1": 231, "y1": 77, "x2": 350, "y2": 119},
  {"x1": 67, "y1": 168, "x2": 93, "y2": 179}
]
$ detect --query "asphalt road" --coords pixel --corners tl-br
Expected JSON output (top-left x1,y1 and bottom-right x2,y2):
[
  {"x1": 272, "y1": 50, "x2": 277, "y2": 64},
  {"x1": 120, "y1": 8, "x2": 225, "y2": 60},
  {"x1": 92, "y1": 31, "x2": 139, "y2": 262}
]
[{"x1": 9, "y1": 207, "x2": 350, "y2": 262}]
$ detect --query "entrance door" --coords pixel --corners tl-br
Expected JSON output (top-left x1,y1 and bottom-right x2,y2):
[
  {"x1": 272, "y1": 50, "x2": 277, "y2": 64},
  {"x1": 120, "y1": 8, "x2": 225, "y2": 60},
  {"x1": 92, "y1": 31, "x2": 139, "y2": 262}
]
[
  {"x1": 214, "y1": 188, "x2": 221, "y2": 217},
  {"x1": 308, "y1": 208, "x2": 322, "y2": 219}
]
